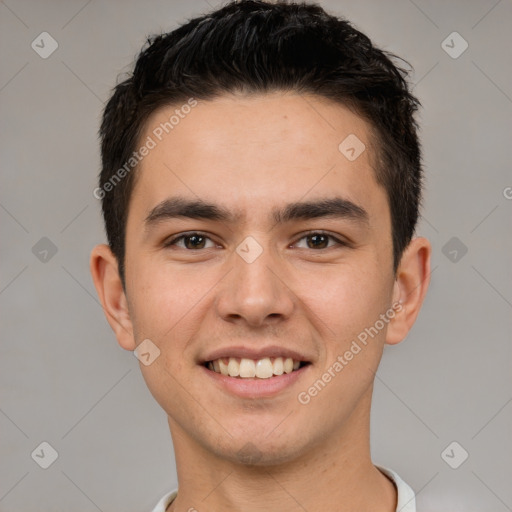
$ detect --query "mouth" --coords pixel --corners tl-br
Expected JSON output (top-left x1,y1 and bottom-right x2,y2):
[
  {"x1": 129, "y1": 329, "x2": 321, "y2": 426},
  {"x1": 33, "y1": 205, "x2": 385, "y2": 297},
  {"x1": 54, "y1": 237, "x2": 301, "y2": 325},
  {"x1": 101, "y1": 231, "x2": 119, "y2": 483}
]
[
  {"x1": 204, "y1": 357, "x2": 311, "y2": 379},
  {"x1": 199, "y1": 346, "x2": 313, "y2": 398}
]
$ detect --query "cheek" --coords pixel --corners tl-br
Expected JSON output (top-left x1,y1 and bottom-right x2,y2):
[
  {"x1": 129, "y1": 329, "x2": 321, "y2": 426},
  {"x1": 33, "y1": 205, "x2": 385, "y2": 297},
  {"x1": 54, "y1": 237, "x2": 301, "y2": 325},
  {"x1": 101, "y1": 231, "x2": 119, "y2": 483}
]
[
  {"x1": 296, "y1": 263, "x2": 390, "y2": 346},
  {"x1": 293, "y1": 269, "x2": 390, "y2": 425},
  {"x1": 127, "y1": 259, "x2": 213, "y2": 341},
  {"x1": 138, "y1": 355, "x2": 192, "y2": 425}
]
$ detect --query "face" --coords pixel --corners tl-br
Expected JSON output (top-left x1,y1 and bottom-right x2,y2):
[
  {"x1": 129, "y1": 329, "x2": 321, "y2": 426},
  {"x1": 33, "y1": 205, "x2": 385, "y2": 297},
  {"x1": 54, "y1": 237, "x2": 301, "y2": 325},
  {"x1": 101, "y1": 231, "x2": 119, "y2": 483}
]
[{"x1": 121, "y1": 92, "x2": 400, "y2": 464}]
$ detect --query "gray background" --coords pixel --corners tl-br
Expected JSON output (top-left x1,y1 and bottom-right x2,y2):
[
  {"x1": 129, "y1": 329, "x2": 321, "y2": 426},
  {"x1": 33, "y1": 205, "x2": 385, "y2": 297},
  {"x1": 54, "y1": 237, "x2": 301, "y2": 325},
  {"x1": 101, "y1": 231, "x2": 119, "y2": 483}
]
[{"x1": 1, "y1": 0, "x2": 511, "y2": 511}]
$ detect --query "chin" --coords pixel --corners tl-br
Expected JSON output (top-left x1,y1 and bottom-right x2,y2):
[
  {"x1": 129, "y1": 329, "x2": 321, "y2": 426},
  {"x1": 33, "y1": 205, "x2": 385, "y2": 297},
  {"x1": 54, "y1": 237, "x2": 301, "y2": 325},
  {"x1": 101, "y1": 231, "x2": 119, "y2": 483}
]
[{"x1": 209, "y1": 431, "x2": 312, "y2": 468}]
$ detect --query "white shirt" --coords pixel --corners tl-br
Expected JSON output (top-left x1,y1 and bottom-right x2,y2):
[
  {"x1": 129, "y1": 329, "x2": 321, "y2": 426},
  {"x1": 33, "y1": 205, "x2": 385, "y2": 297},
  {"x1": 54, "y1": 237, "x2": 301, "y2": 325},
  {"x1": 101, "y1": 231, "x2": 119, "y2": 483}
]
[{"x1": 151, "y1": 466, "x2": 416, "y2": 511}]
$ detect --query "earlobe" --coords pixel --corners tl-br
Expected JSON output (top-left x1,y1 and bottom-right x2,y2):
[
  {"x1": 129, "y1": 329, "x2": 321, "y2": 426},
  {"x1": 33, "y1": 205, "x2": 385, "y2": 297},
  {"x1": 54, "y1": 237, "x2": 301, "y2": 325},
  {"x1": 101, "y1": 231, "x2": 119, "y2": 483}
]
[
  {"x1": 385, "y1": 237, "x2": 431, "y2": 345},
  {"x1": 89, "y1": 244, "x2": 136, "y2": 351}
]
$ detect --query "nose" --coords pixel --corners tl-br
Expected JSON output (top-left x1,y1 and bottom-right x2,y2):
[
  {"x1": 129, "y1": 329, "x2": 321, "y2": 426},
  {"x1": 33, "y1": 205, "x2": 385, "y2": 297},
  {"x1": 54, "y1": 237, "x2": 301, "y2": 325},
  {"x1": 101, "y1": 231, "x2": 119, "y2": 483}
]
[{"x1": 214, "y1": 238, "x2": 295, "y2": 328}]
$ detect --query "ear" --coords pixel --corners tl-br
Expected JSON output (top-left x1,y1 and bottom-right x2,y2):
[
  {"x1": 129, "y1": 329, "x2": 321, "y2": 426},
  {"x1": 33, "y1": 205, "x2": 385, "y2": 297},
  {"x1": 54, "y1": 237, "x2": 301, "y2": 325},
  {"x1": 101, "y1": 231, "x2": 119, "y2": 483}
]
[
  {"x1": 89, "y1": 244, "x2": 136, "y2": 351},
  {"x1": 386, "y1": 237, "x2": 431, "y2": 345}
]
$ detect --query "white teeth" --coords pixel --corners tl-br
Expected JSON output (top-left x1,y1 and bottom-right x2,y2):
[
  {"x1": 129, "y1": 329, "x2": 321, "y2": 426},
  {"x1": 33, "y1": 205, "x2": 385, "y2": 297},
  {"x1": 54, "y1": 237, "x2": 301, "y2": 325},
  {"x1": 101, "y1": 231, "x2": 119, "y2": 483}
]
[
  {"x1": 283, "y1": 357, "x2": 294, "y2": 374},
  {"x1": 219, "y1": 359, "x2": 229, "y2": 376},
  {"x1": 255, "y1": 357, "x2": 273, "y2": 379},
  {"x1": 239, "y1": 358, "x2": 256, "y2": 378},
  {"x1": 208, "y1": 356, "x2": 304, "y2": 378},
  {"x1": 227, "y1": 358, "x2": 240, "y2": 377},
  {"x1": 273, "y1": 357, "x2": 284, "y2": 375}
]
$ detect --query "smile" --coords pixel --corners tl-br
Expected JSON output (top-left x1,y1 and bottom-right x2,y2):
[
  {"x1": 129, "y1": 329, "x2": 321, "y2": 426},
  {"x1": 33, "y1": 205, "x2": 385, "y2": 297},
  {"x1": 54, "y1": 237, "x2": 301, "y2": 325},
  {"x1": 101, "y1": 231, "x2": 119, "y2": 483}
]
[{"x1": 205, "y1": 357, "x2": 310, "y2": 379}]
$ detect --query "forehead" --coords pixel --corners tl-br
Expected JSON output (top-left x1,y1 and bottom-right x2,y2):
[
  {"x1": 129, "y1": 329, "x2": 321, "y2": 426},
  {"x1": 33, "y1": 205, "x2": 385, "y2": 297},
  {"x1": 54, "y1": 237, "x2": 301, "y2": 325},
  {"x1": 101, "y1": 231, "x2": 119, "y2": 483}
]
[{"x1": 130, "y1": 92, "x2": 385, "y2": 221}]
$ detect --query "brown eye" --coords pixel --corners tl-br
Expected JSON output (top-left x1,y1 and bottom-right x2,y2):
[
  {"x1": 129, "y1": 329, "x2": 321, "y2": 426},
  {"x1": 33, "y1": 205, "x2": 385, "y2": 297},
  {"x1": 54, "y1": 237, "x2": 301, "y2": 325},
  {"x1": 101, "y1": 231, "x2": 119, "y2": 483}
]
[
  {"x1": 165, "y1": 232, "x2": 216, "y2": 250},
  {"x1": 183, "y1": 234, "x2": 207, "y2": 249},
  {"x1": 306, "y1": 234, "x2": 329, "y2": 249},
  {"x1": 294, "y1": 232, "x2": 344, "y2": 250}
]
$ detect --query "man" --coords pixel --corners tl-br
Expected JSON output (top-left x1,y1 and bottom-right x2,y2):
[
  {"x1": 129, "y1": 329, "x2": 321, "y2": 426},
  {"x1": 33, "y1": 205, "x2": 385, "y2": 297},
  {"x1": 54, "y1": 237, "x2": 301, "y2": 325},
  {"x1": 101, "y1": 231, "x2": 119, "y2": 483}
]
[{"x1": 90, "y1": 1, "x2": 431, "y2": 510}]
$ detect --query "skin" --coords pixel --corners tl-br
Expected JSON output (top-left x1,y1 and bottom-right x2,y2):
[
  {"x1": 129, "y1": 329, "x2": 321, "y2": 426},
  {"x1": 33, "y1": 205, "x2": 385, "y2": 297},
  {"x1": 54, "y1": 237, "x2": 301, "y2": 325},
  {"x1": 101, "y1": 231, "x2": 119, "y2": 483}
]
[{"x1": 91, "y1": 91, "x2": 431, "y2": 512}]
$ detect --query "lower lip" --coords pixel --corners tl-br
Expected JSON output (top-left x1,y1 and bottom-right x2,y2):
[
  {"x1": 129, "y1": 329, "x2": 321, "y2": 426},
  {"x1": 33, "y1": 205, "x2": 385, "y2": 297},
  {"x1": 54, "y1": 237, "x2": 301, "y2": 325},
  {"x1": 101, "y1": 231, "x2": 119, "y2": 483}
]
[{"x1": 201, "y1": 364, "x2": 311, "y2": 398}]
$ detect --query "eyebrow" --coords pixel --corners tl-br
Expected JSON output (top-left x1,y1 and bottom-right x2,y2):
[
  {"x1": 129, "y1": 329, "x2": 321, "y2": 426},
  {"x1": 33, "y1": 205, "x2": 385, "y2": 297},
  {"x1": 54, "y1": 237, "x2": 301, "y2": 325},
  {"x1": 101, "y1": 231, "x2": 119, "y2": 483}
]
[
  {"x1": 274, "y1": 197, "x2": 368, "y2": 225},
  {"x1": 144, "y1": 196, "x2": 369, "y2": 229}
]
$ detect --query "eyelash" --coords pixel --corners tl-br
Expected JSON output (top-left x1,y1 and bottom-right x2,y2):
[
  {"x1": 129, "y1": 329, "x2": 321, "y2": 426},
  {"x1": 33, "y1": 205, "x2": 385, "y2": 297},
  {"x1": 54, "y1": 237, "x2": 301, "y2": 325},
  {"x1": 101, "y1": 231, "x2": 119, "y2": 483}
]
[{"x1": 163, "y1": 231, "x2": 348, "y2": 250}]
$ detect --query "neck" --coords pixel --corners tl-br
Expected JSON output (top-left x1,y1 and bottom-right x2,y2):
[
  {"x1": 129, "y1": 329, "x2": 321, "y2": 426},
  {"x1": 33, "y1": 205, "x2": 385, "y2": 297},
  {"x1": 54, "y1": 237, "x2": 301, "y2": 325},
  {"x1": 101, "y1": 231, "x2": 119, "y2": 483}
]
[{"x1": 166, "y1": 389, "x2": 396, "y2": 512}]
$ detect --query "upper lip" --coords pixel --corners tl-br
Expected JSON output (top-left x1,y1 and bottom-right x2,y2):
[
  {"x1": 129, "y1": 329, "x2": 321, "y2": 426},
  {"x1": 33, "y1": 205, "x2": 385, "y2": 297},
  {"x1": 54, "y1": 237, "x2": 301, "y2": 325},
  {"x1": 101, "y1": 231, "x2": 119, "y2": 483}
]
[{"x1": 201, "y1": 345, "x2": 311, "y2": 364}]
